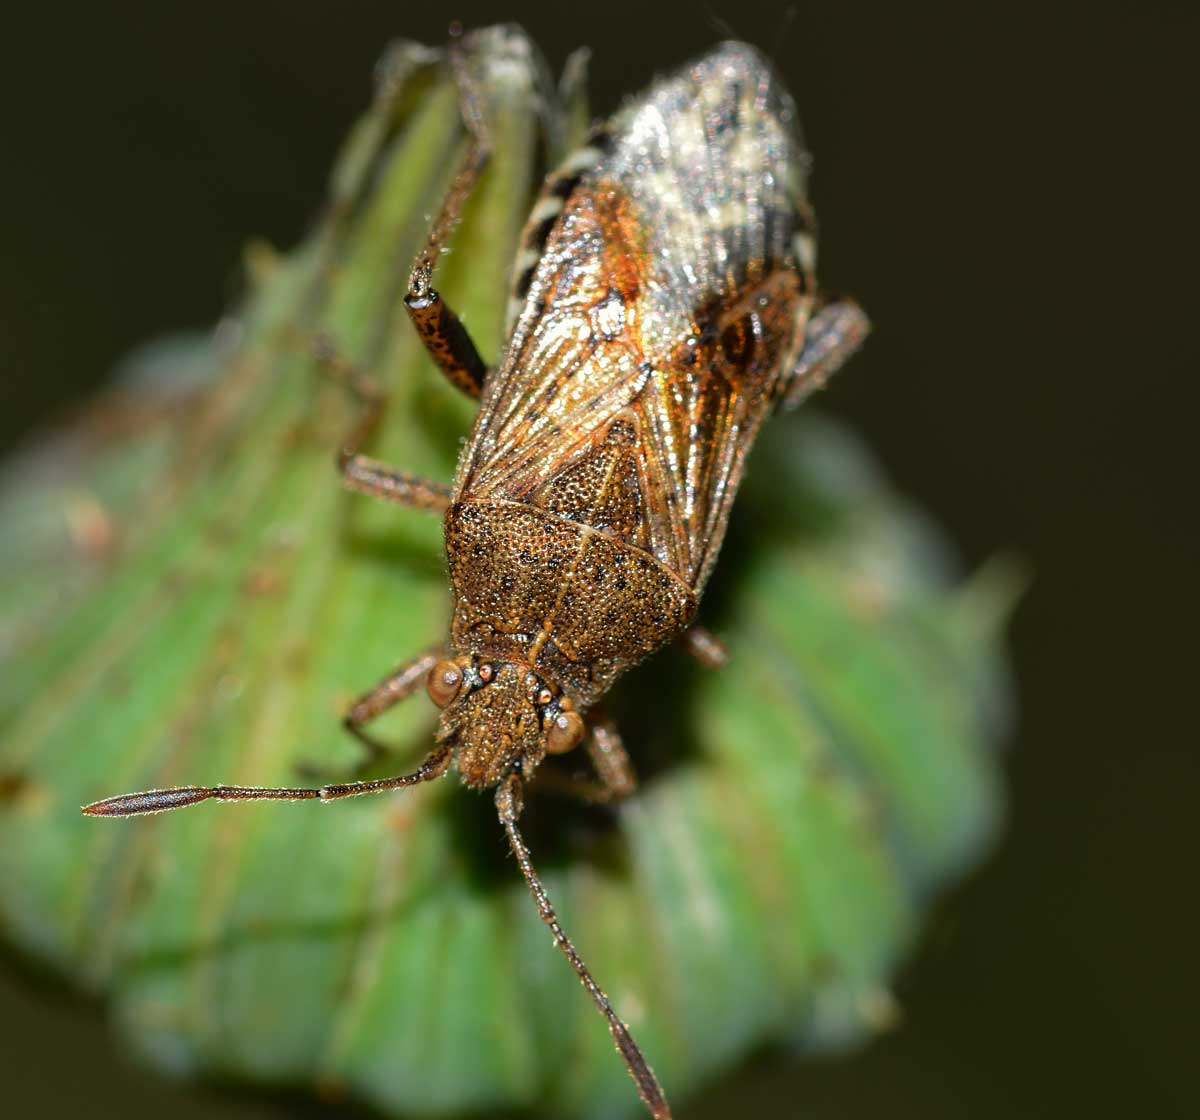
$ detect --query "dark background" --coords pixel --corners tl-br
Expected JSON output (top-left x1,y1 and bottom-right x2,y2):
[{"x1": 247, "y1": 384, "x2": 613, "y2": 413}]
[{"x1": 2, "y1": 2, "x2": 1196, "y2": 1117}]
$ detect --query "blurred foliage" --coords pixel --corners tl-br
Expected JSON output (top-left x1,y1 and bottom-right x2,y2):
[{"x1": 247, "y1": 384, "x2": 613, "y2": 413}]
[{"x1": 0, "y1": 26, "x2": 1012, "y2": 1120}]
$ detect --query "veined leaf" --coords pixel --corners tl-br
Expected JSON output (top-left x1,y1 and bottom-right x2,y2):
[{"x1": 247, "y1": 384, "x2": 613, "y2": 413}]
[{"x1": 0, "y1": 26, "x2": 1011, "y2": 1120}]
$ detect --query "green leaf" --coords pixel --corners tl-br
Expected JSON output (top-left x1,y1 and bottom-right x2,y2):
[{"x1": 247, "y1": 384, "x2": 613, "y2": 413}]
[{"x1": 0, "y1": 26, "x2": 1011, "y2": 1120}]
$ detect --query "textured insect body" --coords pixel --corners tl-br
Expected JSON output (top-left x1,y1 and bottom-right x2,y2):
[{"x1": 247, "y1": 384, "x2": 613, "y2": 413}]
[
  {"x1": 439, "y1": 46, "x2": 857, "y2": 766},
  {"x1": 84, "y1": 36, "x2": 870, "y2": 1120}
]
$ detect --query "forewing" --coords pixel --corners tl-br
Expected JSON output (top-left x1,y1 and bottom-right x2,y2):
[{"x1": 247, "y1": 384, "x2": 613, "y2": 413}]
[
  {"x1": 460, "y1": 43, "x2": 817, "y2": 590},
  {"x1": 454, "y1": 185, "x2": 653, "y2": 504},
  {"x1": 630, "y1": 268, "x2": 807, "y2": 589}
]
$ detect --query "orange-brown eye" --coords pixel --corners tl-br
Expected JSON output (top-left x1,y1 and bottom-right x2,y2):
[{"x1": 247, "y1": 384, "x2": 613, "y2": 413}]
[
  {"x1": 477, "y1": 663, "x2": 495, "y2": 684},
  {"x1": 426, "y1": 660, "x2": 464, "y2": 708},
  {"x1": 536, "y1": 688, "x2": 553, "y2": 706},
  {"x1": 546, "y1": 710, "x2": 585, "y2": 755}
]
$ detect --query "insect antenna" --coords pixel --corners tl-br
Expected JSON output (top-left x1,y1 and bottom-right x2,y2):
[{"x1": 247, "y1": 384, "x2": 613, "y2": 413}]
[
  {"x1": 495, "y1": 774, "x2": 671, "y2": 1120},
  {"x1": 81, "y1": 743, "x2": 453, "y2": 817}
]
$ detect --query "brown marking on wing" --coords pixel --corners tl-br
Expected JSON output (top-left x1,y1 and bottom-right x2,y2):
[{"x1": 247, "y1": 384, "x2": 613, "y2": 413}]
[
  {"x1": 589, "y1": 181, "x2": 645, "y2": 307},
  {"x1": 455, "y1": 180, "x2": 653, "y2": 503},
  {"x1": 459, "y1": 177, "x2": 811, "y2": 591},
  {"x1": 633, "y1": 267, "x2": 811, "y2": 589}
]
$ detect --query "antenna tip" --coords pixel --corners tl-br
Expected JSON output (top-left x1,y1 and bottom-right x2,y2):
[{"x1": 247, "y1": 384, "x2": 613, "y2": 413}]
[{"x1": 81, "y1": 786, "x2": 212, "y2": 817}]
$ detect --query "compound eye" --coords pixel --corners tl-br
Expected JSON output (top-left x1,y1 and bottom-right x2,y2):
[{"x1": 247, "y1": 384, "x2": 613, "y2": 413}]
[
  {"x1": 536, "y1": 688, "x2": 554, "y2": 706},
  {"x1": 477, "y1": 663, "x2": 495, "y2": 684},
  {"x1": 426, "y1": 660, "x2": 465, "y2": 708},
  {"x1": 545, "y1": 710, "x2": 585, "y2": 755}
]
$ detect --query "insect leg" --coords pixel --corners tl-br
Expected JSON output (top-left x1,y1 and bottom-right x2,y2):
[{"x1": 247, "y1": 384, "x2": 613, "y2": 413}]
[
  {"x1": 679, "y1": 625, "x2": 729, "y2": 669},
  {"x1": 495, "y1": 773, "x2": 671, "y2": 1120},
  {"x1": 532, "y1": 714, "x2": 638, "y2": 804},
  {"x1": 312, "y1": 335, "x2": 452, "y2": 512},
  {"x1": 586, "y1": 716, "x2": 638, "y2": 801},
  {"x1": 404, "y1": 292, "x2": 489, "y2": 400},
  {"x1": 402, "y1": 40, "x2": 492, "y2": 400},
  {"x1": 82, "y1": 743, "x2": 453, "y2": 818},
  {"x1": 781, "y1": 297, "x2": 873, "y2": 407},
  {"x1": 342, "y1": 649, "x2": 442, "y2": 757},
  {"x1": 298, "y1": 648, "x2": 444, "y2": 779}
]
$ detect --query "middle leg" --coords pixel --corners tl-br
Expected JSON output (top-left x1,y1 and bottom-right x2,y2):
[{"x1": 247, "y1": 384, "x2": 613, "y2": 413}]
[{"x1": 313, "y1": 336, "x2": 453, "y2": 512}]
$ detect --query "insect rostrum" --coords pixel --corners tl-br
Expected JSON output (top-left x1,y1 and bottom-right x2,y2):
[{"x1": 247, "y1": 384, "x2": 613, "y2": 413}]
[{"x1": 84, "y1": 33, "x2": 869, "y2": 1120}]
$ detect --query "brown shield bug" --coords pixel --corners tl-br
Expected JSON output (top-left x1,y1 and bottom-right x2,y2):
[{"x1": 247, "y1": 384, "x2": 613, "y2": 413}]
[{"x1": 84, "y1": 32, "x2": 870, "y2": 1119}]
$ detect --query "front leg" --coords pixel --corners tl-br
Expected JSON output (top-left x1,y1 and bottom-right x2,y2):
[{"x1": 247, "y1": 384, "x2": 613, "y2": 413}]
[
  {"x1": 587, "y1": 717, "x2": 637, "y2": 801},
  {"x1": 679, "y1": 624, "x2": 729, "y2": 669},
  {"x1": 534, "y1": 713, "x2": 637, "y2": 804},
  {"x1": 300, "y1": 648, "x2": 443, "y2": 780},
  {"x1": 342, "y1": 649, "x2": 444, "y2": 760}
]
